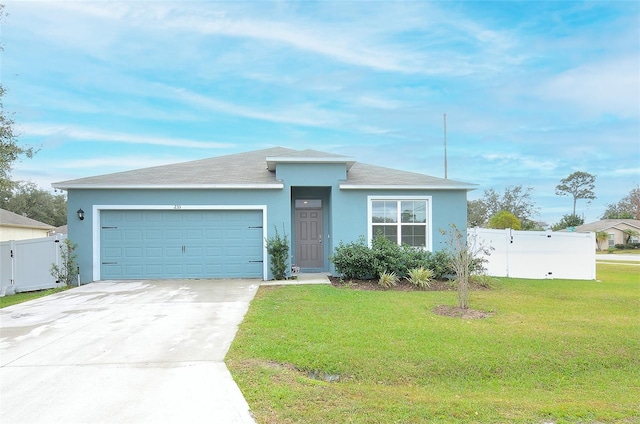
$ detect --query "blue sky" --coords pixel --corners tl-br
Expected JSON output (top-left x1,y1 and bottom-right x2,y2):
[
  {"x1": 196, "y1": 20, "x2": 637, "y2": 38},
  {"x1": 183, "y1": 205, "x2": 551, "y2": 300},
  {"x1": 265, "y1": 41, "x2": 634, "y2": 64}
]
[{"x1": 2, "y1": 1, "x2": 638, "y2": 225}]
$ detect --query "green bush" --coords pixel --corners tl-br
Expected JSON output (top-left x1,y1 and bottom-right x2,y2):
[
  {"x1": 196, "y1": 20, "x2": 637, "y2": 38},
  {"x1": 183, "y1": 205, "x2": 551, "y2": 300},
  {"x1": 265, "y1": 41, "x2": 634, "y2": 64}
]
[
  {"x1": 423, "y1": 250, "x2": 453, "y2": 280},
  {"x1": 615, "y1": 243, "x2": 640, "y2": 250},
  {"x1": 330, "y1": 236, "x2": 375, "y2": 280},
  {"x1": 266, "y1": 226, "x2": 290, "y2": 280},
  {"x1": 50, "y1": 238, "x2": 79, "y2": 286},
  {"x1": 331, "y1": 235, "x2": 452, "y2": 280}
]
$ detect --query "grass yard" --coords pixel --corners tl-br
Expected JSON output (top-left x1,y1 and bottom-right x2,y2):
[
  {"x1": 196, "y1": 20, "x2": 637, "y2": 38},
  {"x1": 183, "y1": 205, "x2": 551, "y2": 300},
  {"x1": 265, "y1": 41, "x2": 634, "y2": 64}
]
[
  {"x1": 226, "y1": 263, "x2": 639, "y2": 423},
  {"x1": 0, "y1": 286, "x2": 70, "y2": 309}
]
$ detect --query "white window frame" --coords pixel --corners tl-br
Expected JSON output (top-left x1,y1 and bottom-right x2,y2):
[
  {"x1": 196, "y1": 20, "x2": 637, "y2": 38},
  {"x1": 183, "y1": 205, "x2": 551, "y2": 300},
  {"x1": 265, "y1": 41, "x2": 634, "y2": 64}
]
[{"x1": 367, "y1": 195, "x2": 432, "y2": 250}]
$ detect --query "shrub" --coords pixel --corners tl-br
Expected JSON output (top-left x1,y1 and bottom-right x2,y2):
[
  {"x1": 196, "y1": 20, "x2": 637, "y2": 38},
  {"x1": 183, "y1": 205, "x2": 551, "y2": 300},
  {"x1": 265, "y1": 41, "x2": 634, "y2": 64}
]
[
  {"x1": 50, "y1": 238, "x2": 79, "y2": 286},
  {"x1": 469, "y1": 273, "x2": 496, "y2": 289},
  {"x1": 424, "y1": 250, "x2": 453, "y2": 280},
  {"x1": 330, "y1": 236, "x2": 375, "y2": 280},
  {"x1": 378, "y1": 271, "x2": 398, "y2": 288},
  {"x1": 266, "y1": 225, "x2": 290, "y2": 280},
  {"x1": 371, "y1": 235, "x2": 405, "y2": 277},
  {"x1": 614, "y1": 243, "x2": 640, "y2": 250},
  {"x1": 331, "y1": 234, "x2": 452, "y2": 281},
  {"x1": 407, "y1": 267, "x2": 434, "y2": 289}
]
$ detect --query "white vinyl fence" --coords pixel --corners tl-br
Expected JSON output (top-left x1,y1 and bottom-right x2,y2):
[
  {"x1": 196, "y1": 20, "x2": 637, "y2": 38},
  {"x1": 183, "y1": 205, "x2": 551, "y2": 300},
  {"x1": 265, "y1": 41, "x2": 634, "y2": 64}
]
[
  {"x1": 1, "y1": 235, "x2": 68, "y2": 296},
  {"x1": 469, "y1": 228, "x2": 596, "y2": 280}
]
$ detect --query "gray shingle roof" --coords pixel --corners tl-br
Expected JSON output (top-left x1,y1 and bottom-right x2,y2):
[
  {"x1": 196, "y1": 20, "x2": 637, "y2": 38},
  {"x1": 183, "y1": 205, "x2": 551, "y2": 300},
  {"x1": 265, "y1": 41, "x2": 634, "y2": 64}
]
[
  {"x1": 52, "y1": 147, "x2": 476, "y2": 191},
  {"x1": 0, "y1": 208, "x2": 55, "y2": 229},
  {"x1": 573, "y1": 219, "x2": 640, "y2": 232}
]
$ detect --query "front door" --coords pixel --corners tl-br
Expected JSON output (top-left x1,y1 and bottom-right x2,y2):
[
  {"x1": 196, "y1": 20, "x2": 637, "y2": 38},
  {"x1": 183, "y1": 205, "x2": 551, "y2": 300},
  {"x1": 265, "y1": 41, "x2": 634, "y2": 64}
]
[{"x1": 295, "y1": 207, "x2": 323, "y2": 269}]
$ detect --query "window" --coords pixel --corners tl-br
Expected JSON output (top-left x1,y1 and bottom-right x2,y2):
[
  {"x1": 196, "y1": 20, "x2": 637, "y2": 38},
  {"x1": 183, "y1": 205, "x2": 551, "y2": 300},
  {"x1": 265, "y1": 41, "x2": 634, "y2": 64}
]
[
  {"x1": 368, "y1": 196, "x2": 431, "y2": 248},
  {"x1": 608, "y1": 234, "x2": 615, "y2": 247}
]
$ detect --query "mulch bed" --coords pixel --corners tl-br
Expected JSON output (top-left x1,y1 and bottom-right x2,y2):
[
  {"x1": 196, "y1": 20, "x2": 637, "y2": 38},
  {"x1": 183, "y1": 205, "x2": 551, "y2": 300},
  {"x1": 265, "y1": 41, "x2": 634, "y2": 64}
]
[
  {"x1": 432, "y1": 305, "x2": 495, "y2": 319},
  {"x1": 328, "y1": 276, "x2": 489, "y2": 292}
]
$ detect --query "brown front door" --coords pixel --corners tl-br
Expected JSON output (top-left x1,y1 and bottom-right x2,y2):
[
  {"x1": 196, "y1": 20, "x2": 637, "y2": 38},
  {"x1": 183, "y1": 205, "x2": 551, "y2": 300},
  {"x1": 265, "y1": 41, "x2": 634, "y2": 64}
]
[{"x1": 295, "y1": 208, "x2": 323, "y2": 268}]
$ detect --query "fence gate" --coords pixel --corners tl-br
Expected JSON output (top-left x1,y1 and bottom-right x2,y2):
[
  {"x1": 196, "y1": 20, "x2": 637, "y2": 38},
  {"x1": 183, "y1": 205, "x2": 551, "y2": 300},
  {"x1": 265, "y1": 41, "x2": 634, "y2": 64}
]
[{"x1": 1, "y1": 234, "x2": 67, "y2": 295}]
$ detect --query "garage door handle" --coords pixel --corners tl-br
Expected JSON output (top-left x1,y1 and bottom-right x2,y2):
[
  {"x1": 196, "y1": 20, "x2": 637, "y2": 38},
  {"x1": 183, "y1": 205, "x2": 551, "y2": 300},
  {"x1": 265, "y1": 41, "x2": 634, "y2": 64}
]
[{"x1": 102, "y1": 262, "x2": 117, "y2": 265}]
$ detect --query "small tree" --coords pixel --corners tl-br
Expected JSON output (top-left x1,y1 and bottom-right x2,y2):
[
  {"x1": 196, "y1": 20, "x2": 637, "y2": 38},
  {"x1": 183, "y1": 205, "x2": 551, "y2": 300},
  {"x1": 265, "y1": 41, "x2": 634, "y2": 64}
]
[
  {"x1": 50, "y1": 238, "x2": 79, "y2": 286},
  {"x1": 595, "y1": 230, "x2": 609, "y2": 251},
  {"x1": 551, "y1": 214, "x2": 584, "y2": 231},
  {"x1": 488, "y1": 210, "x2": 522, "y2": 230},
  {"x1": 265, "y1": 225, "x2": 290, "y2": 280},
  {"x1": 623, "y1": 229, "x2": 639, "y2": 244},
  {"x1": 555, "y1": 171, "x2": 596, "y2": 215},
  {"x1": 440, "y1": 225, "x2": 491, "y2": 309}
]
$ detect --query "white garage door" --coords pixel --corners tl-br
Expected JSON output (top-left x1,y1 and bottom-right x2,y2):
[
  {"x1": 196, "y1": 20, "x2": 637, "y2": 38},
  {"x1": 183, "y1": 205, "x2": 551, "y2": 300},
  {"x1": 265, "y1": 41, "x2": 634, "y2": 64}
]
[{"x1": 100, "y1": 210, "x2": 263, "y2": 279}]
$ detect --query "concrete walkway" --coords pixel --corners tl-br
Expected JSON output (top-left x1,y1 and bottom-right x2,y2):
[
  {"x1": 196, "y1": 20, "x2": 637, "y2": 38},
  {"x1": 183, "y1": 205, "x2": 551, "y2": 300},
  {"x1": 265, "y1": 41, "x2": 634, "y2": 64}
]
[
  {"x1": 261, "y1": 272, "x2": 331, "y2": 286},
  {"x1": 595, "y1": 254, "x2": 640, "y2": 262},
  {"x1": 0, "y1": 279, "x2": 260, "y2": 424}
]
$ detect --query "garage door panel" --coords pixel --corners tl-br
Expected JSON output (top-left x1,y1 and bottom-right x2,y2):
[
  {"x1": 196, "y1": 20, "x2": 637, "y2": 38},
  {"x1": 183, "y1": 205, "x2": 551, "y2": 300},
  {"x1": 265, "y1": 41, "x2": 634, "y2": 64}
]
[
  {"x1": 103, "y1": 247, "x2": 122, "y2": 259},
  {"x1": 165, "y1": 247, "x2": 182, "y2": 257},
  {"x1": 101, "y1": 210, "x2": 263, "y2": 279},
  {"x1": 145, "y1": 229, "x2": 163, "y2": 240},
  {"x1": 124, "y1": 247, "x2": 143, "y2": 258},
  {"x1": 146, "y1": 247, "x2": 163, "y2": 258},
  {"x1": 185, "y1": 229, "x2": 203, "y2": 241},
  {"x1": 165, "y1": 229, "x2": 182, "y2": 240}
]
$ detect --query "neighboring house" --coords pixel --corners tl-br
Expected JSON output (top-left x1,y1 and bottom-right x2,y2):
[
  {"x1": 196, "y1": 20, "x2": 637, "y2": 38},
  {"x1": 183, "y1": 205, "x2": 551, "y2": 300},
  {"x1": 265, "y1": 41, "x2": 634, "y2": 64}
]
[
  {"x1": 52, "y1": 147, "x2": 476, "y2": 282},
  {"x1": 0, "y1": 208, "x2": 55, "y2": 241},
  {"x1": 573, "y1": 219, "x2": 640, "y2": 250},
  {"x1": 49, "y1": 225, "x2": 68, "y2": 236}
]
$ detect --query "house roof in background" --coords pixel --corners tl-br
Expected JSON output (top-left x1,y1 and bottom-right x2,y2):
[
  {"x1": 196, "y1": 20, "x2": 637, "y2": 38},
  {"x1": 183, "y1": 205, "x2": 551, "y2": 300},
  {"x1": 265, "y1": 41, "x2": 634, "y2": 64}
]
[
  {"x1": 52, "y1": 147, "x2": 476, "y2": 191},
  {"x1": 574, "y1": 219, "x2": 640, "y2": 232},
  {"x1": 0, "y1": 208, "x2": 55, "y2": 230}
]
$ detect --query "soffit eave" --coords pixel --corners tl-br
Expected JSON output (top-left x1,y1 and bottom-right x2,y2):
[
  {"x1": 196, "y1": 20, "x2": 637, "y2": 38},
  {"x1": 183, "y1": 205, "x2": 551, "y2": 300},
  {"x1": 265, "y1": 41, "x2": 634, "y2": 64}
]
[
  {"x1": 52, "y1": 183, "x2": 285, "y2": 190},
  {"x1": 339, "y1": 183, "x2": 479, "y2": 191}
]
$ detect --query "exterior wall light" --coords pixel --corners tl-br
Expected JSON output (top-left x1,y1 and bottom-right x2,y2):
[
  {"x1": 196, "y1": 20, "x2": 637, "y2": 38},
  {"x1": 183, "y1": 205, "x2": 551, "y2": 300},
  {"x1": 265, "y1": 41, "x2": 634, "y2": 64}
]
[{"x1": 77, "y1": 208, "x2": 85, "y2": 221}]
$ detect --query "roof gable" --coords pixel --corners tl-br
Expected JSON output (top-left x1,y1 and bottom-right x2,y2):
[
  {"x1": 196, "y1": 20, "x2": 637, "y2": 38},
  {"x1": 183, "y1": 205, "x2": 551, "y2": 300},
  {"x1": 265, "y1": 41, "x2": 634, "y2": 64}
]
[{"x1": 574, "y1": 219, "x2": 640, "y2": 232}]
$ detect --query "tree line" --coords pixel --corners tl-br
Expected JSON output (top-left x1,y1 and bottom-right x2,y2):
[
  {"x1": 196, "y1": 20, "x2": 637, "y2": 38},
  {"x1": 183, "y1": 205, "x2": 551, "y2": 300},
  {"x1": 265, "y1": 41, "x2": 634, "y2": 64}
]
[{"x1": 468, "y1": 175, "x2": 639, "y2": 231}]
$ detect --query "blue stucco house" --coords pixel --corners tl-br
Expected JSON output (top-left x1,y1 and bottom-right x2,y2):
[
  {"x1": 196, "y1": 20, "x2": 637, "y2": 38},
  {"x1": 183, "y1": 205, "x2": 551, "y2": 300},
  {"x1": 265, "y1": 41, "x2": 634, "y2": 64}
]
[{"x1": 52, "y1": 147, "x2": 476, "y2": 282}]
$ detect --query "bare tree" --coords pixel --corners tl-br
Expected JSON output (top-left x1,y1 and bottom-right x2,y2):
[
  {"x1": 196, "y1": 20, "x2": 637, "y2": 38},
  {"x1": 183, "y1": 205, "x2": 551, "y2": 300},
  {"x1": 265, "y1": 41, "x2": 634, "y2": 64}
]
[
  {"x1": 468, "y1": 185, "x2": 538, "y2": 229},
  {"x1": 440, "y1": 225, "x2": 491, "y2": 309},
  {"x1": 602, "y1": 185, "x2": 640, "y2": 220}
]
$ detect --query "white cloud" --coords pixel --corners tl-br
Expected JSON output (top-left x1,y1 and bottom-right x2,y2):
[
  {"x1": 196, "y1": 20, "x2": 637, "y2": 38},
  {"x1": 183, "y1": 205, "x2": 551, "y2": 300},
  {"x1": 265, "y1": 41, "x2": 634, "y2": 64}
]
[
  {"x1": 167, "y1": 87, "x2": 345, "y2": 128},
  {"x1": 482, "y1": 153, "x2": 558, "y2": 172},
  {"x1": 19, "y1": 123, "x2": 234, "y2": 149},
  {"x1": 356, "y1": 95, "x2": 404, "y2": 110},
  {"x1": 538, "y1": 55, "x2": 640, "y2": 118}
]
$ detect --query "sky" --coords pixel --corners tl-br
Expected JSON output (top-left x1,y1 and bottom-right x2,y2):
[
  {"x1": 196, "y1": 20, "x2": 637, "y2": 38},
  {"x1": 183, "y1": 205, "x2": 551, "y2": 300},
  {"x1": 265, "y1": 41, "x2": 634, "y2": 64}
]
[{"x1": 1, "y1": 1, "x2": 638, "y2": 226}]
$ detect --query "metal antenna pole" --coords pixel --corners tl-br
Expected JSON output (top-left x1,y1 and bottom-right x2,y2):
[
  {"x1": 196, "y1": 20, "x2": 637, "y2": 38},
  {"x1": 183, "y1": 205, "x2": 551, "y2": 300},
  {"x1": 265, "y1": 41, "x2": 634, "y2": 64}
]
[{"x1": 444, "y1": 113, "x2": 448, "y2": 179}]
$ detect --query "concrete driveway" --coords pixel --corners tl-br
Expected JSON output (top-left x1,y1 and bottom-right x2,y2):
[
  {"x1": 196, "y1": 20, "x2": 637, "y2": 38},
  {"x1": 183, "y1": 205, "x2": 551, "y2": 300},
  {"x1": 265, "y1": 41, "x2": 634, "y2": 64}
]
[{"x1": 0, "y1": 279, "x2": 260, "y2": 424}]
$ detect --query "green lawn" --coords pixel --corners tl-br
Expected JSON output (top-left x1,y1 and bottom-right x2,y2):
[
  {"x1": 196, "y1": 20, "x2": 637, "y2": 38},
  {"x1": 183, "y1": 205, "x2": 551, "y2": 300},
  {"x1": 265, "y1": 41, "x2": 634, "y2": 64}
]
[
  {"x1": 0, "y1": 286, "x2": 70, "y2": 309},
  {"x1": 226, "y1": 263, "x2": 640, "y2": 423}
]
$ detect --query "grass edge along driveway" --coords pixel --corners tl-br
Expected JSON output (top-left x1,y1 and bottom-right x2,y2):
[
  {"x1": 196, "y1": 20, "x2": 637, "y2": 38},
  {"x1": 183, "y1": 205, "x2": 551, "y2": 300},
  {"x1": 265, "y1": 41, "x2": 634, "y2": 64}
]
[{"x1": 226, "y1": 263, "x2": 639, "y2": 424}]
